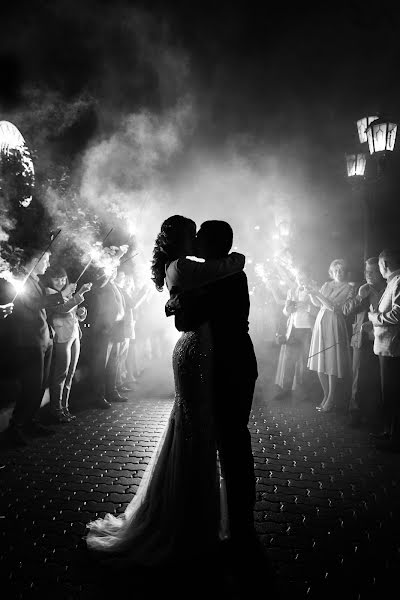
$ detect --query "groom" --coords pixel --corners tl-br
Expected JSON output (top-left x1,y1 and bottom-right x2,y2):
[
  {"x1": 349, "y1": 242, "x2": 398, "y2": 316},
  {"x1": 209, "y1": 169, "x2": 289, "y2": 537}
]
[{"x1": 194, "y1": 221, "x2": 258, "y2": 547}]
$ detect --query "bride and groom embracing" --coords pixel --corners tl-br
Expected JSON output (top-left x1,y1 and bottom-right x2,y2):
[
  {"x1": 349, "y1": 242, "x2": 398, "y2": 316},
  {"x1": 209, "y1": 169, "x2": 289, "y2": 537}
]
[{"x1": 86, "y1": 215, "x2": 270, "y2": 588}]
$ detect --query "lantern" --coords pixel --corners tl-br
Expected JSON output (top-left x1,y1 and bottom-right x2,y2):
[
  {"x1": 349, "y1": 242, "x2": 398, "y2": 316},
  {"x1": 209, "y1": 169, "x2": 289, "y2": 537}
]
[
  {"x1": 356, "y1": 116, "x2": 379, "y2": 144},
  {"x1": 345, "y1": 153, "x2": 367, "y2": 177},
  {"x1": 365, "y1": 117, "x2": 397, "y2": 154}
]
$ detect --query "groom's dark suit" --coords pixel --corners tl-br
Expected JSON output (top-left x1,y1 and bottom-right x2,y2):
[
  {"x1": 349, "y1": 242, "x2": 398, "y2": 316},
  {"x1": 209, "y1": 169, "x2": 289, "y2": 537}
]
[
  {"x1": 204, "y1": 271, "x2": 258, "y2": 539},
  {"x1": 167, "y1": 270, "x2": 258, "y2": 540}
]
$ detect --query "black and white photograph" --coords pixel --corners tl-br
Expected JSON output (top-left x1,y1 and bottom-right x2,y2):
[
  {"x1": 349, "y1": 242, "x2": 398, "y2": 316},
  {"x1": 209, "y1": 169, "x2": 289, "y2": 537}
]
[{"x1": 1, "y1": 1, "x2": 400, "y2": 598}]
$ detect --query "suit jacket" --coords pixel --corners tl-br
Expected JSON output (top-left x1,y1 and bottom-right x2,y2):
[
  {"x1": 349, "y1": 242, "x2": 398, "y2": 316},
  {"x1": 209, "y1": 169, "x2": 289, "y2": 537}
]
[
  {"x1": 342, "y1": 285, "x2": 385, "y2": 349},
  {"x1": 91, "y1": 281, "x2": 126, "y2": 341},
  {"x1": 166, "y1": 271, "x2": 258, "y2": 380},
  {"x1": 369, "y1": 270, "x2": 400, "y2": 357},
  {"x1": 13, "y1": 275, "x2": 64, "y2": 348},
  {"x1": 46, "y1": 288, "x2": 85, "y2": 343}
]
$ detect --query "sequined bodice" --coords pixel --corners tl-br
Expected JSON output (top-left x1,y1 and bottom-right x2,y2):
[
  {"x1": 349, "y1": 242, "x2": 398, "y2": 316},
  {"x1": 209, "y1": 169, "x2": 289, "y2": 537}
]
[{"x1": 172, "y1": 323, "x2": 214, "y2": 439}]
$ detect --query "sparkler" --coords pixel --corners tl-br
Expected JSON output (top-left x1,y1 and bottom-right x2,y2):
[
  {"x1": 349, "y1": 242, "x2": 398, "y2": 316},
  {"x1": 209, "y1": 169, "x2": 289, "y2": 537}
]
[
  {"x1": 120, "y1": 251, "x2": 140, "y2": 266},
  {"x1": 75, "y1": 227, "x2": 114, "y2": 284},
  {"x1": 10, "y1": 229, "x2": 62, "y2": 302}
]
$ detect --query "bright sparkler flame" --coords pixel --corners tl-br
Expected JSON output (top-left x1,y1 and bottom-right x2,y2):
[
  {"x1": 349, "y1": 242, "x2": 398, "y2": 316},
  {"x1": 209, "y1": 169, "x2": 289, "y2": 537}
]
[
  {"x1": 87, "y1": 244, "x2": 128, "y2": 278},
  {"x1": 0, "y1": 270, "x2": 25, "y2": 294}
]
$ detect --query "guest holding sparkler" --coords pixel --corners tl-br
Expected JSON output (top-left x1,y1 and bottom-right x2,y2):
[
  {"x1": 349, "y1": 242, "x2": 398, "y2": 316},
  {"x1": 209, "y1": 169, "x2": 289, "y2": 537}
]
[
  {"x1": 368, "y1": 249, "x2": 400, "y2": 451},
  {"x1": 90, "y1": 266, "x2": 128, "y2": 408},
  {"x1": 274, "y1": 266, "x2": 318, "y2": 400},
  {"x1": 342, "y1": 257, "x2": 386, "y2": 429},
  {"x1": 307, "y1": 259, "x2": 353, "y2": 412},
  {"x1": 4, "y1": 249, "x2": 71, "y2": 446},
  {"x1": 43, "y1": 265, "x2": 92, "y2": 423},
  {"x1": 114, "y1": 270, "x2": 137, "y2": 391}
]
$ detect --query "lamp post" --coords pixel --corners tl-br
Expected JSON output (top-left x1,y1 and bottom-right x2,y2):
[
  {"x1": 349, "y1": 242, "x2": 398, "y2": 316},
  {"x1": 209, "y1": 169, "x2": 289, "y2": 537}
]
[
  {"x1": 347, "y1": 115, "x2": 398, "y2": 262},
  {"x1": 345, "y1": 152, "x2": 369, "y2": 261}
]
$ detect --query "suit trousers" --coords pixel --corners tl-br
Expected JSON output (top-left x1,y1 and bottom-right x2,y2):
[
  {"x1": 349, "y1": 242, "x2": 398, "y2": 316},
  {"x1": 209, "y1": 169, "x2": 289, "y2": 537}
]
[
  {"x1": 50, "y1": 335, "x2": 81, "y2": 411},
  {"x1": 11, "y1": 342, "x2": 53, "y2": 428},
  {"x1": 116, "y1": 338, "x2": 130, "y2": 387},
  {"x1": 91, "y1": 331, "x2": 120, "y2": 399},
  {"x1": 379, "y1": 355, "x2": 400, "y2": 440},
  {"x1": 350, "y1": 340, "x2": 381, "y2": 419},
  {"x1": 214, "y1": 372, "x2": 256, "y2": 540}
]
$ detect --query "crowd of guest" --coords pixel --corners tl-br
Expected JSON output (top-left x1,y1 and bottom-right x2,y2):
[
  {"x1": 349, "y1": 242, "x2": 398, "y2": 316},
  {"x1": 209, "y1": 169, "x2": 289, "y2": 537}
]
[
  {"x1": 1, "y1": 241, "x2": 400, "y2": 453},
  {"x1": 0, "y1": 246, "x2": 150, "y2": 447},
  {"x1": 272, "y1": 249, "x2": 400, "y2": 452}
]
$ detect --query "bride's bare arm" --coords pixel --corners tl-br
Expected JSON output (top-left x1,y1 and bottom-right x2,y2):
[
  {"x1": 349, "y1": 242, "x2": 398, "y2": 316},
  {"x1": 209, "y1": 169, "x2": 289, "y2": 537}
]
[{"x1": 169, "y1": 253, "x2": 245, "y2": 290}]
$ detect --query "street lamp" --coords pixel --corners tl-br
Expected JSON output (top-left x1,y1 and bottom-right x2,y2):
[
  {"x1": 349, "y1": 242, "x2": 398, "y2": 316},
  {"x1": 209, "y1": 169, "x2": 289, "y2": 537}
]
[
  {"x1": 348, "y1": 115, "x2": 398, "y2": 262},
  {"x1": 345, "y1": 152, "x2": 367, "y2": 178},
  {"x1": 356, "y1": 116, "x2": 379, "y2": 144},
  {"x1": 345, "y1": 151, "x2": 368, "y2": 261},
  {"x1": 365, "y1": 116, "x2": 398, "y2": 155}
]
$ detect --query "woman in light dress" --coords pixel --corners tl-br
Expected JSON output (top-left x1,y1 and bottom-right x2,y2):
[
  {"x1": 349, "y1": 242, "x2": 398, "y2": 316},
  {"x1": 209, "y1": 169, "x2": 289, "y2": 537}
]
[
  {"x1": 86, "y1": 215, "x2": 245, "y2": 566},
  {"x1": 307, "y1": 259, "x2": 353, "y2": 412},
  {"x1": 44, "y1": 265, "x2": 92, "y2": 422}
]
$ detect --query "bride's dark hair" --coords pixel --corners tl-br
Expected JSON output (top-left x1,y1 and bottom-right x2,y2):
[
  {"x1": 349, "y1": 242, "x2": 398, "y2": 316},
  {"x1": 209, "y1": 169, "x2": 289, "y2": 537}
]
[{"x1": 151, "y1": 215, "x2": 195, "y2": 291}]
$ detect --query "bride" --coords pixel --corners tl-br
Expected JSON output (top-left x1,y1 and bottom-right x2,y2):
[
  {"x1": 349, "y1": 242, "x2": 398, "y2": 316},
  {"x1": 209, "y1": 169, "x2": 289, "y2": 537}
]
[{"x1": 86, "y1": 215, "x2": 245, "y2": 566}]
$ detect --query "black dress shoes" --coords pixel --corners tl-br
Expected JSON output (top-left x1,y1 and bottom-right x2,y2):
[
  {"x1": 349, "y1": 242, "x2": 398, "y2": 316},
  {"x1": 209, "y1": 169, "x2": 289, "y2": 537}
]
[
  {"x1": 107, "y1": 392, "x2": 128, "y2": 403},
  {"x1": 95, "y1": 398, "x2": 112, "y2": 409}
]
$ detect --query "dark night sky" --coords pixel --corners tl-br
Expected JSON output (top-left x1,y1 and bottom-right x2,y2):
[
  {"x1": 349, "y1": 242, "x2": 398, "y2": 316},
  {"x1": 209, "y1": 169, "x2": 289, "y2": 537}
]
[{"x1": 1, "y1": 0, "x2": 400, "y2": 274}]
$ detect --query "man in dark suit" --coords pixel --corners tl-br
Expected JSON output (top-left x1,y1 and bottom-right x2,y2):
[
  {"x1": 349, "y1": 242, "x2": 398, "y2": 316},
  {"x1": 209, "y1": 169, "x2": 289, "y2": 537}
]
[
  {"x1": 195, "y1": 221, "x2": 258, "y2": 544},
  {"x1": 166, "y1": 220, "x2": 267, "y2": 587},
  {"x1": 342, "y1": 257, "x2": 386, "y2": 429},
  {"x1": 5, "y1": 250, "x2": 70, "y2": 446},
  {"x1": 89, "y1": 268, "x2": 128, "y2": 408}
]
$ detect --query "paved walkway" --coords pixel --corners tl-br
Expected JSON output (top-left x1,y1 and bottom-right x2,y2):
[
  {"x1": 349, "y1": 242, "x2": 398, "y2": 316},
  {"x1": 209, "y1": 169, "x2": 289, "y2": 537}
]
[{"x1": 1, "y1": 391, "x2": 399, "y2": 599}]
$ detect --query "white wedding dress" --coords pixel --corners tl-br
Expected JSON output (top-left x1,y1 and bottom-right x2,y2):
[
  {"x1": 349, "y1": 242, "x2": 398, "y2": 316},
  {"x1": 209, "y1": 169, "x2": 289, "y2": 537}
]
[{"x1": 86, "y1": 260, "x2": 230, "y2": 567}]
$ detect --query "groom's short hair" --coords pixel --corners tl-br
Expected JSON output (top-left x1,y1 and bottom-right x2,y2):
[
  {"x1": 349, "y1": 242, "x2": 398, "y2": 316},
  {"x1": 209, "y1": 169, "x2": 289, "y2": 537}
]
[{"x1": 198, "y1": 220, "x2": 233, "y2": 256}]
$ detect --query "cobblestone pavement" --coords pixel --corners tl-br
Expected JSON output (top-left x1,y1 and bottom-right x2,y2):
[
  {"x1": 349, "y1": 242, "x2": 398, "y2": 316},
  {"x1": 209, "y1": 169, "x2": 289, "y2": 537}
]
[{"x1": 1, "y1": 391, "x2": 399, "y2": 599}]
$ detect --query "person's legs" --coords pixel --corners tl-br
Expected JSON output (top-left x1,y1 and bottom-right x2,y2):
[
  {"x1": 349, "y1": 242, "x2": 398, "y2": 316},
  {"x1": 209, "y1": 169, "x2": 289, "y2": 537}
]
[
  {"x1": 50, "y1": 341, "x2": 70, "y2": 415},
  {"x1": 216, "y1": 376, "x2": 256, "y2": 541},
  {"x1": 126, "y1": 338, "x2": 137, "y2": 382},
  {"x1": 62, "y1": 336, "x2": 80, "y2": 414},
  {"x1": 379, "y1": 356, "x2": 392, "y2": 435},
  {"x1": 105, "y1": 341, "x2": 121, "y2": 399},
  {"x1": 293, "y1": 328, "x2": 311, "y2": 394},
  {"x1": 91, "y1": 331, "x2": 111, "y2": 400},
  {"x1": 317, "y1": 372, "x2": 329, "y2": 408},
  {"x1": 10, "y1": 346, "x2": 44, "y2": 429},
  {"x1": 381, "y1": 356, "x2": 400, "y2": 442},
  {"x1": 349, "y1": 347, "x2": 361, "y2": 420},
  {"x1": 321, "y1": 374, "x2": 338, "y2": 411},
  {"x1": 116, "y1": 338, "x2": 129, "y2": 388}
]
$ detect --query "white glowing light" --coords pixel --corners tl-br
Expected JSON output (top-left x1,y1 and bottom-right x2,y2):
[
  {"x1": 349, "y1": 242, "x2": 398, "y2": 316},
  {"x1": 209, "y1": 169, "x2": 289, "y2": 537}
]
[
  {"x1": 356, "y1": 116, "x2": 378, "y2": 144},
  {"x1": 254, "y1": 225, "x2": 260, "y2": 230},
  {"x1": 127, "y1": 221, "x2": 136, "y2": 236},
  {"x1": 0, "y1": 121, "x2": 35, "y2": 206},
  {"x1": 247, "y1": 258, "x2": 253, "y2": 265},
  {"x1": 20, "y1": 197, "x2": 32, "y2": 208},
  {"x1": 0, "y1": 121, "x2": 26, "y2": 152},
  {"x1": 186, "y1": 256, "x2": 205, "y2": 262},
  {"x1": 0, "y1": 270, "x2": 25, "y2": 294}
]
